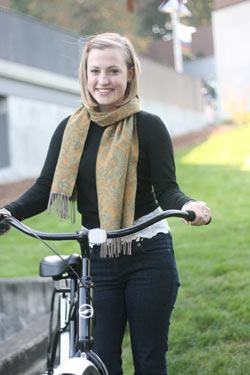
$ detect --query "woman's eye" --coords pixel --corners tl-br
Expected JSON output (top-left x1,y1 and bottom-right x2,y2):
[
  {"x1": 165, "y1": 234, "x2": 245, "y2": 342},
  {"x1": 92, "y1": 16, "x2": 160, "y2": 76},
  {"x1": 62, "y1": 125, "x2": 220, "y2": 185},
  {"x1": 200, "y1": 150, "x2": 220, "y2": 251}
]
[
  {"x1": 110, "y1": 69, "x2": 119, "y2": 74},
  {"x1": 90, "y1": 69, "x2": 99, "y2": 74}
]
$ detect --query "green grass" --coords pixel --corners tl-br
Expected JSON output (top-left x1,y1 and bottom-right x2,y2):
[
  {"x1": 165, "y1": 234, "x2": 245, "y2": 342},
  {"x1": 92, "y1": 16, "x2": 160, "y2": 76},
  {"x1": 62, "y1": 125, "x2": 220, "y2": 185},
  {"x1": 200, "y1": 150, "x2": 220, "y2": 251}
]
[
  {"x1": 122, "y1": 124, "x2": 250, "y2": 374},
  {"x1": 1, "y1": 124, "x2": 250, "y2": 374},
  {"x1": 0, "y1": 213, "x2": 81, "y2": 277}
]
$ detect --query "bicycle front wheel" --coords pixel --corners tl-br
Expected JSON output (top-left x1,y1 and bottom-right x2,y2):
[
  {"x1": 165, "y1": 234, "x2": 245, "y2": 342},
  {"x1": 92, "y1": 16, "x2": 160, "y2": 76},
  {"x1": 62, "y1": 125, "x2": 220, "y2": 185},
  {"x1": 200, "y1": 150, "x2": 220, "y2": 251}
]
[
  {"x1": 54, "y1": 356, "x2": 100, "y2": 375},
  {"x1": 87, "y1": 351, "x2": 109, "y2": 375}
]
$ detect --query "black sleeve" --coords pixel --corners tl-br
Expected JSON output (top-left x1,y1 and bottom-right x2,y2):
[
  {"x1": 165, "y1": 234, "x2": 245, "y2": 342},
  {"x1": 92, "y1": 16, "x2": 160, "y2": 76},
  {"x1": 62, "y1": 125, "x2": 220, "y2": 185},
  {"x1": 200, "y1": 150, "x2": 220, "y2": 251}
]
[
  {"x1": 4, "y1": 117, "x2": 70, "y2": 221},
  {"x1": 146, "y1": 114, "x2": 192, "y2": 210}
]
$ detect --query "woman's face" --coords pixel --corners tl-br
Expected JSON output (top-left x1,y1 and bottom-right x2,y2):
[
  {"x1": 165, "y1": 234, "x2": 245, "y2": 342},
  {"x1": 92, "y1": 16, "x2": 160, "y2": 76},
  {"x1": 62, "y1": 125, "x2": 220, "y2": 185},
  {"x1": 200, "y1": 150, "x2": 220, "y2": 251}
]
[{"x1": 87, "y1": 47, "x2": 133, "y2": 112}]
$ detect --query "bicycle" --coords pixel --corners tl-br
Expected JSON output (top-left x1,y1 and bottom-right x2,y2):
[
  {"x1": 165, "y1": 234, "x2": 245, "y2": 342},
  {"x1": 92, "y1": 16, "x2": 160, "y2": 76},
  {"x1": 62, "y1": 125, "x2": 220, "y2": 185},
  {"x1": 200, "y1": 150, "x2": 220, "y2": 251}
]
[{"x1": 0, "y1": 209, "x2": 195, "y2": 375}]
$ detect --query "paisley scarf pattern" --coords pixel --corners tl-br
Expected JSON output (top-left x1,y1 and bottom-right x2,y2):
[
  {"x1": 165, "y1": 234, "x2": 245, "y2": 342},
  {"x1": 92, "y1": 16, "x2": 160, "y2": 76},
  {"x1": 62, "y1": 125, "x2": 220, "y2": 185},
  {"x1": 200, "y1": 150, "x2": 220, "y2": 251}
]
[{"x1": 48, "y1": 98, "x2": 141, "y2": 233}]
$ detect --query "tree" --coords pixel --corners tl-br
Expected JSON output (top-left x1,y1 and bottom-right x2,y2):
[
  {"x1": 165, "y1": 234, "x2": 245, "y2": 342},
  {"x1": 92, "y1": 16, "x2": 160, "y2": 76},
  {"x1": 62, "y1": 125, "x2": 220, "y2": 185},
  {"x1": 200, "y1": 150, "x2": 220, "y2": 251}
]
[
  {"x1": 9, "y1": 0, "x2": 213, "y2": 49},
  {"x1": 10, "y1": 0, "x2": 148, "y2": 51},
  {"x1": 134, "y1": 0, "x2": 213, "y2": 42},
  {"x1": 136, "y1": 0, "x2": 171, "y2": 40},
  {"x1": 186, "y1": 0, "x2": 213, "y2": 27}
]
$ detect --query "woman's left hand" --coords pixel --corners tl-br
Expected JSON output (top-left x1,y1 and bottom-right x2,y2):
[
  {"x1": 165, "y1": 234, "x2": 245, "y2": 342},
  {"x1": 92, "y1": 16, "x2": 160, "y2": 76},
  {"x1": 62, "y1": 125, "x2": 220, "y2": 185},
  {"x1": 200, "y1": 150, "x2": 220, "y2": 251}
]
[{"x1": 181, "y1": 201, "x2": 211, "y2": 226}]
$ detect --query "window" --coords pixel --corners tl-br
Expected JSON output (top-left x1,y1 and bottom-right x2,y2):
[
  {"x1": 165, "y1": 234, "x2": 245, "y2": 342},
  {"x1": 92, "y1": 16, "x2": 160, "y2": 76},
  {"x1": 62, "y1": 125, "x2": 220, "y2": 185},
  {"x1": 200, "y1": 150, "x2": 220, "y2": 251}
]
[{"x1": 0, "y1": 97, "x2": 10, "y2": 169}]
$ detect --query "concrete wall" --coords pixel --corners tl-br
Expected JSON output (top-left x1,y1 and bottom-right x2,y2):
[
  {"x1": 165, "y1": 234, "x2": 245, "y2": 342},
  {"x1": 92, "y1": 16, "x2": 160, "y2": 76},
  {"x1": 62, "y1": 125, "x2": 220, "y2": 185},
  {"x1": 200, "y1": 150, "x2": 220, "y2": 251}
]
[
  {"x1": 0, "y1": 97, "x2": 74, "y2": 183},
  {"x1": 141, "y1": 57, "x2": 203, "y2": 112},
  {"x1": 0, "y1": 59, "x2": 80, "y2": 184},
  {"x1": 0, "y1": 59, "x2": 80, "y2": 106},
  {"x1": 212, "y1": 1, "x2": 250, "y2": 116},
  {"x1": 0, "y1": 7, "x2": 81, "y2": 78},
  {"x1": 184, "y1": 56, "x2": 216, "y2": 83},
  {"x1": 0, "y1": 277, "x2": 53, "y2": 342},
  {"x1": 140, "y1": 57, "x2": 207, "y2": 136}
]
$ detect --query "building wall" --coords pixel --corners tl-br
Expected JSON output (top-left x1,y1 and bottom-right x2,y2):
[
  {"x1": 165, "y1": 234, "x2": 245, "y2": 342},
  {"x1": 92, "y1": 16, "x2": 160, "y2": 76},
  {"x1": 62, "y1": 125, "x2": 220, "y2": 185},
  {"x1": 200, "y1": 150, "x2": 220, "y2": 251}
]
[
  {"x1": 144, "y1": 25, "x2": 214, "y2": 69},
  {"x1": 212, "y1": 1, "x2": 250, "y2": 116},
  {"x1": 214, "y1": 0, "x2": 246, "y2": 10},
  {"x1": 140, "y1": 57, "x2": 203, "y2": 112},
  {"x1": 0, "y1": 96, "x2": 74, "y2": 183},
  {"x1": 184, "y1": 56, "x2": 216, "y2": 83},
  {"x1": 191, "y1": 26, "x2": 214, "y2": 58},
  {"x1": 0, "y1": 58, "x2": 80, "y2": 184},
  {"x1": 142, "y1": 40, "x2": 175, "y2": 68},
  {"x1": 140, "y1": 58, "x2": 206, "y2": 135},
  {"x1": 0, "y1": 7, "x2": 81, "y2": 78}
]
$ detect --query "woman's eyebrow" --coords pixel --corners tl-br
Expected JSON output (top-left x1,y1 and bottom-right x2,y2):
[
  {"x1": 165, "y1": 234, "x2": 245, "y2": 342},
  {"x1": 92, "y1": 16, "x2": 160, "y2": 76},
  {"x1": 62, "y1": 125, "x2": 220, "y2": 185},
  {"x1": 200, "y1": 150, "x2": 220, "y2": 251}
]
[{"x1": 89, "y1": 65, "x2": 120, "y2": 69}]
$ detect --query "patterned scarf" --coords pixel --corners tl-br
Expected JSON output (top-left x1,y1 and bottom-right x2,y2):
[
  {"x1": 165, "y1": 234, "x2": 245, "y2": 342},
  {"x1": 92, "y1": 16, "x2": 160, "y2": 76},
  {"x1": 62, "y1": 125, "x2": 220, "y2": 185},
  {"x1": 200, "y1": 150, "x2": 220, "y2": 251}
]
[{"x1": 48, "y1": 98, "x2": 141, "y2": 236}]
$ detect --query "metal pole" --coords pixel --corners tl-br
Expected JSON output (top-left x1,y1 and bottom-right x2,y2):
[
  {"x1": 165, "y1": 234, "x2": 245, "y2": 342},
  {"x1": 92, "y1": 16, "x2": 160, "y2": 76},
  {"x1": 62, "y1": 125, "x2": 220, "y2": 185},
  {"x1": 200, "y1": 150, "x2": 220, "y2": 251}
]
[{"x1": 171, "y1": 10, "x2": 183, "y2": 73}]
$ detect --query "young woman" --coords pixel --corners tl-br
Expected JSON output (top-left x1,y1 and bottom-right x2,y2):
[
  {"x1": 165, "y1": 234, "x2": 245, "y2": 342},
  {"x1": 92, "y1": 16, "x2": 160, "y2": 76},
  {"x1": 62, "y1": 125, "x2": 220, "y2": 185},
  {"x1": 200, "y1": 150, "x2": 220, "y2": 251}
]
[{"x1": 0, "y1": 33, "x2": 211, "y2": 374}]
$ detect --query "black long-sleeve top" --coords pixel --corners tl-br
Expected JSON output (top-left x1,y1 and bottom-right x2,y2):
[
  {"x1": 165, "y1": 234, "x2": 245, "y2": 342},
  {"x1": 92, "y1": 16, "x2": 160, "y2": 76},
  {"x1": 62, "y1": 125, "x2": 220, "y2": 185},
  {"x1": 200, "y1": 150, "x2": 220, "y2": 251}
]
[{"x1": 5, "y1": 111, "x2": 191, "y2": 228}]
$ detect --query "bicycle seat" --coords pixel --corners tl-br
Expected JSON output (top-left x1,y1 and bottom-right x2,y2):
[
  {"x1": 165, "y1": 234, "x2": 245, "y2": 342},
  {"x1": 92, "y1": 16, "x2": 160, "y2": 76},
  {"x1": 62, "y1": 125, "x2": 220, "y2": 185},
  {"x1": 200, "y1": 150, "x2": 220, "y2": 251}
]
[{"x1": 39, "y1": 253, "x2": 82, "y2": 279}]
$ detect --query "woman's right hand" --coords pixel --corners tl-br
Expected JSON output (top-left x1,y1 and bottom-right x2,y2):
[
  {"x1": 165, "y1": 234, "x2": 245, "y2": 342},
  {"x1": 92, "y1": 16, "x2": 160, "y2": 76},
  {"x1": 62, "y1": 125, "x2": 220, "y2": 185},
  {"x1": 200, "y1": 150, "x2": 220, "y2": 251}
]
[
  {"x1": 0, "y1": 208, "x2": 11, "y2": 235},
  {"x1": 181, "y1": 201, "x2": 211, "y2": 226}
]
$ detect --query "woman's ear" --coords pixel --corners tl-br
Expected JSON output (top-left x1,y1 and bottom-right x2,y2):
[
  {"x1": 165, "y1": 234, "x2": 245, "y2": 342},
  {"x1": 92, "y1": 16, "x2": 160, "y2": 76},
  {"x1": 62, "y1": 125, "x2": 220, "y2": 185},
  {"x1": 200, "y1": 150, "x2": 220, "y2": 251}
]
[{"x1": 127, "y1": 67, "x2": 134, "y2": 83}]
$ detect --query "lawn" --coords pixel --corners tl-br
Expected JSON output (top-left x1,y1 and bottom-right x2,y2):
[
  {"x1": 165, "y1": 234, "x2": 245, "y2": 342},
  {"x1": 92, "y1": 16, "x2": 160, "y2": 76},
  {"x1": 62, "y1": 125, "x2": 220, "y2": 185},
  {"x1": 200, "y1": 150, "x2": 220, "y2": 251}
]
[{"x1": 1, "y1": 123, "x2": 250, "y2": 374}]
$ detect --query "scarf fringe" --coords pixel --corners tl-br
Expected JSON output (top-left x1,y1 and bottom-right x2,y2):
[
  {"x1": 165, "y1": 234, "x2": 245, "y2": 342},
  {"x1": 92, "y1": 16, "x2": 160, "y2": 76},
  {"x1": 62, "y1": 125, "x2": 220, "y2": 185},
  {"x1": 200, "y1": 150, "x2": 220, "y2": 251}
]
[
  {"x1": 100, "y1": 234, "x2": 138, "y2": 258},
  {"x1": 48, "y1": 193, "x2": 76, "y2": 223}
]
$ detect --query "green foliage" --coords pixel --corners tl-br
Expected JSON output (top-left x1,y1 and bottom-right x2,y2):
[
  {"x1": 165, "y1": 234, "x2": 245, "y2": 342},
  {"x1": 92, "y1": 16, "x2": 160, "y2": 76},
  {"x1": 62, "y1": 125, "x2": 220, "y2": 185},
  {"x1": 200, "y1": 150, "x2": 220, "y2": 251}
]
[
  {"x1": 10, "y1": 0, "x2": 148, "y2": 51},
  {"x1": 186, "y1": 0, "x2": 213, "y2": 27},
  {"x1": 9, "y1": 0, "x2": 213, "y2": 51},
  {"x1": 0, "y1": 213, "x2": 81, "y2": 277},
  {"x1": 136, "y1": 0, "x2": 170, "y2": 40},
  {"x1": 136, "y1": 0, "x2": 213, "y2": 41}
]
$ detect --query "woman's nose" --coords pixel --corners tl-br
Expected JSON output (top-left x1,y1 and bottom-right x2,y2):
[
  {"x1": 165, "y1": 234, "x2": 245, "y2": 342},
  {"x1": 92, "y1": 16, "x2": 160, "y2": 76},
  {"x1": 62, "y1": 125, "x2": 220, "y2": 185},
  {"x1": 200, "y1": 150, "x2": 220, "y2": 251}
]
[{"x1": 99, "y1": 73, "x2": 109, "y2": 85}]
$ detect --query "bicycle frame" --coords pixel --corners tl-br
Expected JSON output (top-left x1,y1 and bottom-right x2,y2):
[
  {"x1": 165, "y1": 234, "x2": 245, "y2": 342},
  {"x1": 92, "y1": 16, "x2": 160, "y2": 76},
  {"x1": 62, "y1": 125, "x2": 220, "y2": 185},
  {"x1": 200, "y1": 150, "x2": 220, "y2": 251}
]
[
  {"x1": 78, "y1": 240, "x2": 95, "y2": 353},
  {"x1": 45, "y1": 237, "x2": 107, "y2": 375}
]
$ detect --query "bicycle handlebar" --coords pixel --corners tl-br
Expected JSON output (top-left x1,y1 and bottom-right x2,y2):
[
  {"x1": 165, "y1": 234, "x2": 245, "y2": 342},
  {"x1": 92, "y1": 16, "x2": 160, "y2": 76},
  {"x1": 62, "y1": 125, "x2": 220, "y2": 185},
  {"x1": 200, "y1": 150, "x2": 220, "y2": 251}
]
[{"x1": 1, "y1": 209, "x2": 195, "y2": 243}]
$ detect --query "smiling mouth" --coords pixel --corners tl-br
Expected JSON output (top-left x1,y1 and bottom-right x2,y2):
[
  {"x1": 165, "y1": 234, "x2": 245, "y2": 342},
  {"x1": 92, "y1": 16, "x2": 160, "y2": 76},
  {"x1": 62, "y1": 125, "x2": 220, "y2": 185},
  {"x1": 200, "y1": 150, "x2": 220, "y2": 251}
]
[{"x1": 96, "y1": 88, "x2": 113, "y2": 95}]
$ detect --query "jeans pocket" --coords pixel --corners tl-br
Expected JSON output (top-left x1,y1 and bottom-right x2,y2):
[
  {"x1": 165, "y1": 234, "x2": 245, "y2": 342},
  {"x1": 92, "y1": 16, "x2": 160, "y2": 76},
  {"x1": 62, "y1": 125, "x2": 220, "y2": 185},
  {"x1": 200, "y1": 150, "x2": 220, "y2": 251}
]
[
  {"x1": 140, "y1": 232, "x2": 173, "y2": 254},
  {"x1": 171, "y1": 270, "x2": 181, "y2": 308}
]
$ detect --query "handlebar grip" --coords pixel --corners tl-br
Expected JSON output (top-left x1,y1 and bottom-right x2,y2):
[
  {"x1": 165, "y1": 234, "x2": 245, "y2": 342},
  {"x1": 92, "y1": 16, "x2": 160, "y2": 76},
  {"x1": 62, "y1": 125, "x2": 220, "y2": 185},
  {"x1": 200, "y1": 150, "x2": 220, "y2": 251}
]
[
  {"x1": 0, "y1": 213, "x2": 11, "y2": 233},
  {"x1": 186, "y1": 210, "x2": 196, "y2": 222},
  {"x1": 186, "y1": 210, "x2": 211, "y2": 225}
]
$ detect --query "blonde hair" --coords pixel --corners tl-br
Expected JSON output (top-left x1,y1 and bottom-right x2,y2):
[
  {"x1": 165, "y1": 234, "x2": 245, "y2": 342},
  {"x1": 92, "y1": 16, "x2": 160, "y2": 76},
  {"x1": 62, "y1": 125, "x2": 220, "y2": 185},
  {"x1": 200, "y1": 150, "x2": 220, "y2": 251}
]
[{"x1": 78, "y1": 33, "x2": 141, "y2": 109}]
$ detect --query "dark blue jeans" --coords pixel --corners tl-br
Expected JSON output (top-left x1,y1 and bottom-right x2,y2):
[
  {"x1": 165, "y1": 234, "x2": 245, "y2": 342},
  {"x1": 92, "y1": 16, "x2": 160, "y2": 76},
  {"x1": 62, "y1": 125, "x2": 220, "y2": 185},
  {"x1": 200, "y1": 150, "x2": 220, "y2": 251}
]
[{"x1": 90, "y1": 232, "x2": 180, "y2": 375}]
